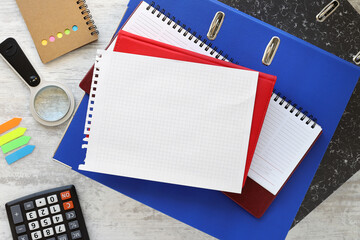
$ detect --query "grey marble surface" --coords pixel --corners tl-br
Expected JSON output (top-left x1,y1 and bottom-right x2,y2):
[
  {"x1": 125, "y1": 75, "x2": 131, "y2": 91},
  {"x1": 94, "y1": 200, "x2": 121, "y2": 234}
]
[
  {"x1": 287, "y1": 171, "x2": 360, "y2": 240},
  {"x1": 0, "y1": 0, "x2": 359, "y2": 240}
]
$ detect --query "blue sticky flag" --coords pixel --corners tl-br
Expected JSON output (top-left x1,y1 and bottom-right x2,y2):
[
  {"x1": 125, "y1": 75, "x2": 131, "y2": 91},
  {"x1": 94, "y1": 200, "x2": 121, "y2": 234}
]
[{"x1": 5, "y1": 145, "x2": 35, "y2": 165}]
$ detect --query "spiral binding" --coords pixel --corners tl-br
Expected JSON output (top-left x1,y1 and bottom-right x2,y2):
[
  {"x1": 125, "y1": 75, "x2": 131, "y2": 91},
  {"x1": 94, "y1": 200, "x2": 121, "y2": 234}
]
[
  {"x1": 146, "y1": 2, "x2": 236, "y2": 64},
  {"x1": 76, "y1": 0, "x2": 99, "y2": 36},
  {"x1": 272, "y1": 91, "x2": 318, "y2": 129},
  {"x1": 82, "y1": 53, "x2": 102, "y2": 148}
]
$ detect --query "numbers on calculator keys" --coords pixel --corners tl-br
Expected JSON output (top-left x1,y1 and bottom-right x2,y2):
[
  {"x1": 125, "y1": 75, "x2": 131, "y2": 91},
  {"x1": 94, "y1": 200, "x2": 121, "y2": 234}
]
[
  {"x1": 52, "y1": 213, "x2": 64, "y2": 224},
  {"x1": 38, "y1": 207, "x2": 49, "y2": 217},
  {"x1": 40, "y1": 217, "x2": 52, "y2": 227},
  {"x1": 26, "y1": 211, "x2": 37, "y2": 220},
  {"x1": 28, "y1": 220, "x2": 40, "y2": 230},
  {"x1": 49, "y1": 204, "x2": 61, "y2": 214},
  {"x1": 55, "y1": 224, "x2": 66, "y2": 234},
  {"x1": 47, "y1": 194, "x2": 58, "y2": 204},
  {"x1": 43, "y1": 227, "x2": 54, "y2": 237},
  {"x1": 31, "y1": 230, "x2": 42, "y2": 240}
]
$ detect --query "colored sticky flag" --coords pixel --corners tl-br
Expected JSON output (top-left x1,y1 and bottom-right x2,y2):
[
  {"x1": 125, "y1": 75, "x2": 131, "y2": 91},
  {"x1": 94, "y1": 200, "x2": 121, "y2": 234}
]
[
  {"x1": 0, "y1": 118, "x2": 22, "y2": 134},
  {"x1": 1, "y1": 136, "x2": 31, "y2": 154},
  {"x1": 5, "y1": 145, "x2": 35, "y2": 165},
  {"x1": 0, "y1": 127, "x2": 27, "y2": 146}
]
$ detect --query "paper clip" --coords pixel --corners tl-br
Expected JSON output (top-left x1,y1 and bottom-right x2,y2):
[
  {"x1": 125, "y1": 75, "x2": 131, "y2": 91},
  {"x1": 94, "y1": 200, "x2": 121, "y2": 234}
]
[
  {"x1": 353, "y1": 51, "x2": 360, "y2": 65},
  {"x1": 262, "y1": 36, "x2": 280, "y2": 66},
  {"x1": 207, "y1": 11, "x2": 225, "y2": 41},
  {"x1": 316, "y1": 0, "x2": 340, "y2": 22}
]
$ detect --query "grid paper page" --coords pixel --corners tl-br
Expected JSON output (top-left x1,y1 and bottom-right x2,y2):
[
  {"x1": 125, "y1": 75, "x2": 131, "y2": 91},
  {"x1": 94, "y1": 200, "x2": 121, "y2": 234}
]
[
  {"x1": 248, "y1": 94, "x2": 322, "y2": 195},
  {"x1": 122, "y1": 1, "x2": 226, "y2": 59},
  {"x1": 79, "y1": 50, "x2": 259, "y2": 193}
]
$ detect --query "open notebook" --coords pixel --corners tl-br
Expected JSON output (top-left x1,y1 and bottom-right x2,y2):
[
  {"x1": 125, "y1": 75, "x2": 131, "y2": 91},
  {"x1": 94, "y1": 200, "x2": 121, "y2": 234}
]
[{"x1": 79, "y1": 50, "x2": 259, "y2": 193}]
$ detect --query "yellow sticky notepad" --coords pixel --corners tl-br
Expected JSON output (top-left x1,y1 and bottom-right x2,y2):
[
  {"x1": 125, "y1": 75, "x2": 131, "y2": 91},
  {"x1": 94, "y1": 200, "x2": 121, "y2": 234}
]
[{"x1": 0, "y1": 127, "x2": 27, "y2": 146}]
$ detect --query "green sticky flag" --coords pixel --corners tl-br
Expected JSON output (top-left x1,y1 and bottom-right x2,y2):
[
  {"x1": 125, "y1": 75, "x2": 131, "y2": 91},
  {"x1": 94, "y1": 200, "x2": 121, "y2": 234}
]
[{"x1": 1, "y1": 136, "x2": 31, "y2": 154}]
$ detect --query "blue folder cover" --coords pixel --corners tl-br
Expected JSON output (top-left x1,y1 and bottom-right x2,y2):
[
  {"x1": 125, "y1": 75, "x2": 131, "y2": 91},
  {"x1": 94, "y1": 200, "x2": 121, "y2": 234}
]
[{"x1": 54, "y1": 0, "x2": 360, "y2": 239}]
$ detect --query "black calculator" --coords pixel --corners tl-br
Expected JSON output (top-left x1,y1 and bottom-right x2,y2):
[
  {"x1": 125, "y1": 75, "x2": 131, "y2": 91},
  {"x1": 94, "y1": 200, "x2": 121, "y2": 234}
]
[{"x1": 5, "y1": 185, "x2": 89, "y2": 240}]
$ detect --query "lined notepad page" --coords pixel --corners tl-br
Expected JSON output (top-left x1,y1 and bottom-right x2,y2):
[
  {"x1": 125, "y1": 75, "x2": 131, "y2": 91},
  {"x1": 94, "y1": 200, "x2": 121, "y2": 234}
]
[
  {"x1": 122, "y1": 1, "x2": 225, "y2": 59},
  {"x1": 80, "y1": 50, "x2": 258, "y2": 193},
  {"x1": 248, "y1": 94, "x2": 322, "y2": 195}
]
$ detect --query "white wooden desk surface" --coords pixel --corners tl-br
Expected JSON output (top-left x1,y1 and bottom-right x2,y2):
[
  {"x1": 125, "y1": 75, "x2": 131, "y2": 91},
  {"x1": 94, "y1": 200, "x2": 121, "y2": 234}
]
[{"x1": 0, "y1": 1, "x2": 359, "y2": 240}]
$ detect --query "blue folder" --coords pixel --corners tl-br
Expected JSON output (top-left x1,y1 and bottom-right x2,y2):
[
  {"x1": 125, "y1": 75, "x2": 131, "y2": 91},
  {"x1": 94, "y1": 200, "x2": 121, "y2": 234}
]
[{"x1": 54, "y1": 0, "x2": 360, "y2": 239}]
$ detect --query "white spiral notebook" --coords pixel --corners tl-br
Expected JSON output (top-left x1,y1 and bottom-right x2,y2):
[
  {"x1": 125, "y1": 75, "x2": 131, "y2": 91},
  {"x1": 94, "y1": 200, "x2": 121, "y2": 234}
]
[
  {"x1": 79, "y1": 50, "x2": 258, "y2": 193},
  {"x1": 248, "y1": 93, "x2": 322, "y2": 195}
]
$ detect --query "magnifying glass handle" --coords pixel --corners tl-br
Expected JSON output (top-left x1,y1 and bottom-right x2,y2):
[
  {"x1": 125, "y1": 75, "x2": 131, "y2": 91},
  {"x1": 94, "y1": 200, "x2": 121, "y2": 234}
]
[{"x1": 0, "y1": 38, "x2": 41, "y2": 87}]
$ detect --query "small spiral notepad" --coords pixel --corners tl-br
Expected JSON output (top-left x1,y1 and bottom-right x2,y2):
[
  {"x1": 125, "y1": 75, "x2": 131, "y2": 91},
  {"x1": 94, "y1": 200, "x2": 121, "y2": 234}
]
[
  {"x1": 16, "y1": 0, "x2": 99, "y2": 63},
  {"x1": 79, "y1": 50, "x2": 259, "y2": 193},
  {"x1": 248, "y1": 93, "x2": 322, "y2": 195}
]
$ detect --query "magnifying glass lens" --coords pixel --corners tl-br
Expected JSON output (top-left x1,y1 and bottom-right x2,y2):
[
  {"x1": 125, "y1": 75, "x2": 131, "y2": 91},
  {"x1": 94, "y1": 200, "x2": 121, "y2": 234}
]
[{"x1": 34, "y1": 86, "x2": 70, "y2": 122}]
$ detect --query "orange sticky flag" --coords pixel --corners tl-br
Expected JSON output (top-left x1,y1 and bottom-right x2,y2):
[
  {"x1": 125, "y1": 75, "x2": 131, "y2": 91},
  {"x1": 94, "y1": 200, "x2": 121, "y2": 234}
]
[{"x1": 0, "y1": 118, "x2": 22, "y2": 135}]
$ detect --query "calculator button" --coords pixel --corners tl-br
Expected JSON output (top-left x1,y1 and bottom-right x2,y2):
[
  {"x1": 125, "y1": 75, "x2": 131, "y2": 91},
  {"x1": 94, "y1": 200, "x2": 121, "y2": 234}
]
[
  {"x1": 47, "y1": 238, "x2": 56, "y2": 240},
  {"x1": 24, "y1": 201, "x2": 34, "y2": 211},
  {"x1": 49, "y1": 204, "x2": 61, "y2": 214},
  {"x1": 55, "y1": 224, "x2": 66, "y2": 234},
  {"x1": 18, "y1": 234, "x2": 29, "y2": 240},
  {"x1": 15, "y1": 224, "x2": 26, "y2": 234},
  {"x1": 47, "y1": 194, "x2": 58, "y2": 204},
  {"x1": 60, "y1": 191, "x2": 71, "y2": 200},
  {"x1": 57, "y1": 234, "x2": 68, "y2": 240},
  {"x1": 40, "y1": 217, "x2": 52, "y2": 227},
  {"x1": 43, "y1": 227, "x2": 54, "y2": 237},
  {"x1": 52, "y1": 214, "x2": 64, "y2": 224},
  {"x1": 71, "y1": 230, "x2": 82, "y2": 240},
  {"x1": 35, "y1": 198, "x2": 46, "y2": 207},
  {"x1": 65, "y1": 210, "x2": 76, "y2": 220},
  {"x1": 26, "y1": 211, "x2": 37, "y2": 221},
  {"x1": 10, "y1": 205, "x2": 23, "y2": 224},
  {"x1": 63, "y1": 201, "x2": 74, "y2": 210},
  {"x1": 31, "y1": 230, "x2": 42, "y2": 240},
  {"x1": 68, "y1": 220, "x2": 79, "y2": 230},
  {"x1": 38, "y1": 207, "x2": 49, "y2": 217},
  {"x1": 28, "y1": 220, "x2": 40, "y2": 230}
]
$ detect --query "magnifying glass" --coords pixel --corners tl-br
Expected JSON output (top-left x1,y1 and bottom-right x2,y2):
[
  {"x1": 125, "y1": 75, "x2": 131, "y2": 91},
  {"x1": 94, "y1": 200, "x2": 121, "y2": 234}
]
[{"x1": 0, "y1": 38, "x2": 75, "y2": 126}]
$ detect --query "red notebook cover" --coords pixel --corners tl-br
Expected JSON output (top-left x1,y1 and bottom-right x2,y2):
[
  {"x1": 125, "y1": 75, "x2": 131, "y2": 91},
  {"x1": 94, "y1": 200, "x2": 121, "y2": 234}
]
[{"x1": 80, "y1": 30, "x2": 276, "y2": 187}]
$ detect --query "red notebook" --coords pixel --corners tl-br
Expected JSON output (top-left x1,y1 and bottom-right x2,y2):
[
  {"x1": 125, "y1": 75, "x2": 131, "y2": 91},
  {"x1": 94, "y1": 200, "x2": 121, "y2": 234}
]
[{"x1": 80, "y1": 30, "x2": 276, "y2": 187}]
